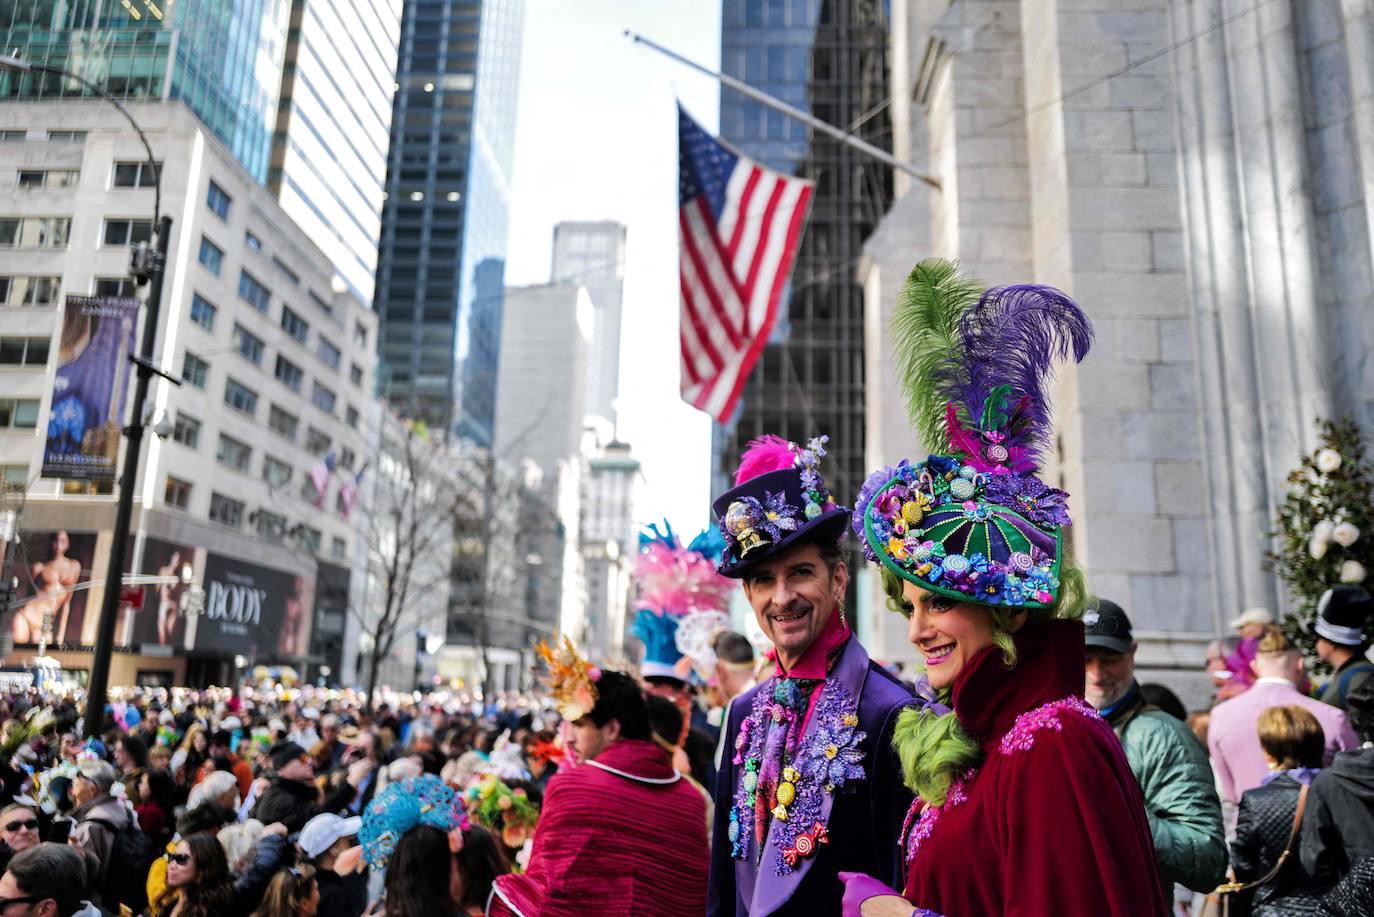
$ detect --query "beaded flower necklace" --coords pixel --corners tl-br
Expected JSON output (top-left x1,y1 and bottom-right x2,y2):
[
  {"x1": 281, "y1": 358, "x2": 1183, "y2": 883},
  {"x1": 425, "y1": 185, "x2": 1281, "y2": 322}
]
[{"x1": 728, "y1": 674, "x2": 867, "y2": 875}]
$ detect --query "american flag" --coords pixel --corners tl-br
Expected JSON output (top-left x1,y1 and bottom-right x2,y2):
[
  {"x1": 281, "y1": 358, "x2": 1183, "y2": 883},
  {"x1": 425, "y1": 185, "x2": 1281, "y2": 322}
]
[
  {"x1": 309, "y1": 451, "x2": 335, "y2": 509},
  {"x1": 678, "y1": 105, "x2": 813, "y2": 422},
  {"x1": 339, "y1": 464, "x2": 366, "y2": 520}
]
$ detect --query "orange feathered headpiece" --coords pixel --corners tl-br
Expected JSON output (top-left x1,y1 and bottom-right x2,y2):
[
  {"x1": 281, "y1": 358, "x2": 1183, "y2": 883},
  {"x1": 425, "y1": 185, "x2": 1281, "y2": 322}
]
[{"x1": 536, "y1": 636, "x2": 600, "y2": 722}]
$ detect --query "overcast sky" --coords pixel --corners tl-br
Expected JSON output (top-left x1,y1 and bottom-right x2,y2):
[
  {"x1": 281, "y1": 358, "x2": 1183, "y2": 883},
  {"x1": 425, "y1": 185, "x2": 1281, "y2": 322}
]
[{"x1": 505, "y1": 0, "x2": 722, "y2": 537}]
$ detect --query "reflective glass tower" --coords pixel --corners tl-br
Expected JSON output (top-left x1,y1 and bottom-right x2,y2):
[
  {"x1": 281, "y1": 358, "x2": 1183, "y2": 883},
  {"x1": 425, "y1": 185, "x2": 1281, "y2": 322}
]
[
  {"x1": 374, "y1": 0, "x2": 525, "y2": 444},
  {"x1": 270, "y1": 0, "x2": 402, "y2": 306},
  {"x1": 714, "y1": 0, "x2": 893, "y2": 520},
  {"x1": 1, "y1": 0, "x2": 291, "y2": 183}
]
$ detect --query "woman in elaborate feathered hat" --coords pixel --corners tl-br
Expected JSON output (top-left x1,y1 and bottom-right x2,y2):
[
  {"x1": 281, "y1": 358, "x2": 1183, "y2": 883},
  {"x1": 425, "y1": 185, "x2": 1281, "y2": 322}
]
[{"x1": 840, "y1": 261, "x2": 1166, "y2": 917}]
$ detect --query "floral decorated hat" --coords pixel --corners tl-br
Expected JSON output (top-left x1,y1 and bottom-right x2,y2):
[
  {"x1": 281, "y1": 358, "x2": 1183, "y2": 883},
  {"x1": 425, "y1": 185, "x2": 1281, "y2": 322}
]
[
  {"x1": 632, "y1": 523, "x2": 734, "y2": 681},
  {"x1": 536, "y1": 636, "x2": 600, "y2": 721},
  {"x1": 712, "y1": 434, "x2": 849, "y2": 578},
  {"x1": 854, "y1": 260, "x2": 1092, "y2": 610}
]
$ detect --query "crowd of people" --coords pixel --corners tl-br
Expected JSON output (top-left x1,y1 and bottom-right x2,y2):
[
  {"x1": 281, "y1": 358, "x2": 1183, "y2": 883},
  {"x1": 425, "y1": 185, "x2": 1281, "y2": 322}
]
[{"x1": 1, "y1": 261, "x2": 1373, "y2": 917}]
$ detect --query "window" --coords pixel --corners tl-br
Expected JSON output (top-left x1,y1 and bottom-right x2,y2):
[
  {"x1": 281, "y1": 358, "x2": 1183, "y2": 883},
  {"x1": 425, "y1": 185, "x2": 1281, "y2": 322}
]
[
  {"x1": 1, "y1": 276, "x2": 60, "y2": 306},
  {"x1": 305, "y1": 427, "x2": 331, "y2": 454},
  {"x1": 0, "y1": 399, "x2": 40, "y2": 428},
  {"x1": 216, "y1": 433, "x2": 252, "y2": 471},
  {"x1": 17, "y1": 169, "x2": 79, "y2": 189},
  {"x1": 224, "y1": 377, "x2": 258, "y2": 416},
  {"x1": 205, "y1": 180, "x2": 231, "y2": 219},
  {"x1": 102, "y1": 219, "x2": 152, "y2": 246},
  {"x1": 311, "y1": 382, "x2": 337, "y2": 414},
  {"x1": 238, "y1": 271, "x2": 270, "y2": 312},
  {"x1": 0, "y1": 217, "x2": 71, "y2": 248},
  {"x1": 232, "y1": 323, "x2": 264, "y2": 365},
  {"x1": 0, "y1": 131, "x2": 28, "y2": 142},
  {"x1": 280, "y1": 306, "x2": 309, "y2": 342},
  {"x1": 263, "y1": 455, "x2": 293, "y2": 487},
  {"x1": 345, "y1": 404, "x2": 359, "y2": 429},
  {"x1": 172, "y1": 412, "x2": 200, "y2": 448},
  {"x1": 46, "y1": 131, "x2": 86, "y2": 143},
  {"x1": 255, "y1": 510, "x2": 287, "y2": 542},
  {"x1": 1, "y1": 463, "x2": 28, "y2": 490},
  {"x1": 316, "y1": 337, "x2": 341, "y2": 370},
  {"x1": 94, "y1": 277, "x2": 135, "y2": 297},
  {"x1": 182, "y1": 352, "x2": 209, "y2": 388},
  {"x1": 198, "y1": 236, "x2": 223, "y2": 275},
  {"x1": 298, "y1": 526, "x2": 322, "y2": 553},
  {"x1": 0, "y1": 336, "x2": 50, "y2": 366},
  {"x1": 112, "y1": 161, "x2": 160, "y2": 187},
  {"x1": 245, "y1": 230, "x2": 262, "y2": 251},
  {"x1": 209, "y1": 492, "x2": 245, "y2": 528},
  {"x1": 339, "y1": 447, "x2": 357, "y2": 470},
  {"x1": 273, "y1": 355, "x2": 302, "y2": 391},
  {"x1": 353, "y1": 322, "x2": 368, "y2": 348},
  {"x1": 331, "y1": 536, "x2": 347, "y2": 560},
  {"x1": 268, "y1": 404, "x2": 298, "y2": 440},
  {"x1": 349, "y1": 363, "x2": 364, "y2": 387},
  {"x1": 190, "y1": 293, "x2": 217, "y2": 330},
  {"x1": 164, "y1": 476, "x2": 192, "y2": 508}
]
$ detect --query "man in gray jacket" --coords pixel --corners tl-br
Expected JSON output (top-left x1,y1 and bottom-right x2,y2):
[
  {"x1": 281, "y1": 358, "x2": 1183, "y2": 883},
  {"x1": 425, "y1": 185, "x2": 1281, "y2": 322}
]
[
  {"x1": 1085, "y1": 600, "x2": 1227, "y2": 906},
  {"x1": 68, "y1": 759, "x2": 130, "y2": 880}
]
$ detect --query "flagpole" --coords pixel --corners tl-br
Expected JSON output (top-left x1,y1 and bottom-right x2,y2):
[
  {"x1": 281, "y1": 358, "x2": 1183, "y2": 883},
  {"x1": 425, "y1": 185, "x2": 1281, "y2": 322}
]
[{"x1": 626, "y1": 30, "x2": 941, "y2": 191}]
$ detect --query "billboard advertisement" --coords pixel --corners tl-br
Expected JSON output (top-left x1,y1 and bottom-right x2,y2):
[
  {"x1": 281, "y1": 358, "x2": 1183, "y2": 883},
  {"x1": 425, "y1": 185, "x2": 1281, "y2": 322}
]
[
  {"x1": 131, "y1": 537, "x2": 198, "y2": 649},
  {"x1": 42, "y1": 294, "x2": 139, "y2": 482},
  {"x1": 196, "y1": 553, "x2": 312, "y2": 657},
  {"x1": 10, "y1": 529, "x2": 97, "y2": 647}
]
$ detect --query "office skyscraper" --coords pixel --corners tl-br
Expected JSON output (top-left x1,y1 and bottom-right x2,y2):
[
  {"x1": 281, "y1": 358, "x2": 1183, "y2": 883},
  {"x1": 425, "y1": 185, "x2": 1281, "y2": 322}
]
[
  {"x1": 1, "y1": 1, "x2": 291, "y2": 183},
  {"x1": 713, "y1": 0, "x2": 893, "y2": 521},
  {"x1": 374, "y1": 0, "x2": 526, "y2": 443},
  {"x1": 270, "y1": 0, "x2": 402, "y2": 305},
  {"x1": 552, "y1": 221, "x2": 627, "y2": 428}
]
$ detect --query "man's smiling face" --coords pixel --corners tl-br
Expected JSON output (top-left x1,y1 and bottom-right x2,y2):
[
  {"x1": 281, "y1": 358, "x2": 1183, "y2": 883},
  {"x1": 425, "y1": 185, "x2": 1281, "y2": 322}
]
[{"x1": 742, "y1": 541, "x2": 846, "y2": 670}]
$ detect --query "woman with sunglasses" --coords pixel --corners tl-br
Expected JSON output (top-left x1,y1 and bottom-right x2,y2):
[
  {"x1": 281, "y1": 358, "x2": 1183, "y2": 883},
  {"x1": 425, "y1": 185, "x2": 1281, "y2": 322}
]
[
  {"x1": 0, "y1": 803, "x2": 41, "y2": 874},
  {"x1": 838, "y1": 263, "x2": 1166, "y2": 917},
  {"x1": 149, "y1": 833, "x2": 234, "y2": 917},
  {"x1": 248, "y1": 865, "x2": 319, "y2": 917}
]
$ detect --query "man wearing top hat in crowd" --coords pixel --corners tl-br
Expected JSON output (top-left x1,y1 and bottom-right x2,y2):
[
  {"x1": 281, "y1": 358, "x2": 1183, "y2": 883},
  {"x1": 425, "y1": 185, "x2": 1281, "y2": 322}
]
[
  {"x1": 1312, "y1": 585, "x2": 1374, "y2": 710},
  {"x1": 707, "y1": 435, "x2": 915, "y2": 917}
]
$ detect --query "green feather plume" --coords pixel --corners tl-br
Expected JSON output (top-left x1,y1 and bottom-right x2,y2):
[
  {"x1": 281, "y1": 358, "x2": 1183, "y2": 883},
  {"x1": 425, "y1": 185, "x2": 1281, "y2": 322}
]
[{"x1": 891, "y1": 259, "x2": 984, "y2": 452}]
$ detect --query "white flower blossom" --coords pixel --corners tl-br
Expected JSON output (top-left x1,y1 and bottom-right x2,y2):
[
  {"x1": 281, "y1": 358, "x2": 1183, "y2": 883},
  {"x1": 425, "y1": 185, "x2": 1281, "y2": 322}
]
[
  {"x1": 1316, "y1": 448, "x2": 1343, "y2": 473},
  {"x1": 1340, "y1": 560, "x2": 1367, "y2": 584},
  {"x1": 1310, "y1": 520, "x2": 1334, "y2": 559},
  {"x1": 1333, "y1": 522, "x2": 1361, "y2": 548}
]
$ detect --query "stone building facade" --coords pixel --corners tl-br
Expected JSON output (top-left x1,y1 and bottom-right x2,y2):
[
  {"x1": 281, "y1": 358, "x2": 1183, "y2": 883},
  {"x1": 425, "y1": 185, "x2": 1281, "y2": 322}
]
[{"x1": 861, "y1": 0, "x2": 1374, "y2": 691}]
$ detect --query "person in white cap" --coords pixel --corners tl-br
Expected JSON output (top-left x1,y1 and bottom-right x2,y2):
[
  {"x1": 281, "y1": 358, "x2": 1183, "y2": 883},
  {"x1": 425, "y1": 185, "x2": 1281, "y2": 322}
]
[
  {"x1": 298, "y1": 812, "x2": 367, "y2": 917},
  {"x1": 1229, "y1": 607, "x2": 1274, "y2": 640}
]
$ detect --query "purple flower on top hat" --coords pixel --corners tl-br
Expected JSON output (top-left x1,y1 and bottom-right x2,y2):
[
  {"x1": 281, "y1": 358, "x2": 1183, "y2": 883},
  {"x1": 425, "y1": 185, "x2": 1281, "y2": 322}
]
[
  {"x1": 982, "y1": 474, "x2": 1072, "y2": 528},
  {"x1": 757, "y1": 491, "x2": 802, "y2": 541}
]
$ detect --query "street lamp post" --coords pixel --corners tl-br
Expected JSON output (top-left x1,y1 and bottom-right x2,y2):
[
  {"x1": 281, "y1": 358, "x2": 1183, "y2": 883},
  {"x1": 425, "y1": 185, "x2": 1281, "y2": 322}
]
[{"x1": 0, "y1": 55, "x2": 177, "y2": 738}]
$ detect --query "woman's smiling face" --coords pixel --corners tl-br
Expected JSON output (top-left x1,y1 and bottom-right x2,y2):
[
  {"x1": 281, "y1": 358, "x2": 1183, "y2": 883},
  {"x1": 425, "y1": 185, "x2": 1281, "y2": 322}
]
[{"x1": 903, "y1": 580, "x2": 1013, "y2": 690}]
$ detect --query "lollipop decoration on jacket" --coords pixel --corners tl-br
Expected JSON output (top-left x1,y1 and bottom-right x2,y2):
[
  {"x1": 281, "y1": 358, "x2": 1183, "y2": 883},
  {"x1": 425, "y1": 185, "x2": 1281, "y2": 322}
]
[{"x1": 854, "y1": 259, "x2": 1093, "y2": 609}]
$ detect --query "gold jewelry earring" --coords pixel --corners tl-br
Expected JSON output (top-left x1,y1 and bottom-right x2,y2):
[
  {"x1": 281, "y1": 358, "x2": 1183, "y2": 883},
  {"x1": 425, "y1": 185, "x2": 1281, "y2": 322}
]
[{"x1": 837, "y1": 598, "x2": 847, "y2": 626}]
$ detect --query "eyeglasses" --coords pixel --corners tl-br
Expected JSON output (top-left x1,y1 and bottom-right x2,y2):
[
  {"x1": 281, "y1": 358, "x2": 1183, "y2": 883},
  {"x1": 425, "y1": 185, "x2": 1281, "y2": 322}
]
[
  {"x1": 167, "y1": 853, "x2": 193, "y2": 866},
  {"x1": 0, "y1": 896, "x2": 46, "y2": 910},
  {"x1": 3, "y1": 819, "x2": 37, "y2": 832}
]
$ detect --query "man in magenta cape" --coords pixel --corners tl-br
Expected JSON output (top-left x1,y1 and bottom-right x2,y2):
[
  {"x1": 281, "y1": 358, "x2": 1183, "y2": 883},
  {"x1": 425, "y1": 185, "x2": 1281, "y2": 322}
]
[{"x1": 489, "y1": 670, "x2": 708, "y2": 917}]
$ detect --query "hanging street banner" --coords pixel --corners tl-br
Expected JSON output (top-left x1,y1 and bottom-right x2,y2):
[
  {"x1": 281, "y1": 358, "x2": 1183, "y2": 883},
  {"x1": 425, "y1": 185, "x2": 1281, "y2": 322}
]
[{"x1": 42, "y1": 294, "x2": 139, "y2": 482}]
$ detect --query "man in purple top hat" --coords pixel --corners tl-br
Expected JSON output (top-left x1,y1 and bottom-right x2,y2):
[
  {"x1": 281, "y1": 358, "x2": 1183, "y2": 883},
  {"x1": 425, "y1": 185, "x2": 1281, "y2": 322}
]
[{"x1": 707, "y1": 435, "x2": 915, "y2": 917}]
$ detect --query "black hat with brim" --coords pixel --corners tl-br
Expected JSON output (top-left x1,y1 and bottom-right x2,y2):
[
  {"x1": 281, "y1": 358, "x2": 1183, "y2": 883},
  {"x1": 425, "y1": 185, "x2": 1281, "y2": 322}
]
[
  {"x1": 1310, "y1": 585, "x2": 1373, "y2": 647},
  {"x1": 712, "y1": 467, "x2": 851, "y2": 579}
]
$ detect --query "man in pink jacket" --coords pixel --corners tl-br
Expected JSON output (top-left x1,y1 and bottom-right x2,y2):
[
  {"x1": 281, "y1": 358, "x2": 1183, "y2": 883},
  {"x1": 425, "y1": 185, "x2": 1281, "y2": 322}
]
[{"x1": 1208, "y1": 627, "x2": 1357, "y2": 828}]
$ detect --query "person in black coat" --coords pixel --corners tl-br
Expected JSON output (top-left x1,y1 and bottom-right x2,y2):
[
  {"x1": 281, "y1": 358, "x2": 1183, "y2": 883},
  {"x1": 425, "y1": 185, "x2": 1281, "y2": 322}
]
[
  {"x1": 1230, "y1": 705, "x2": 1329, "y2": 916},
  {"x1": 1301, "y1": 678, "x2": 1374, "y2": 886},
  {"x1": 251, "y1": 741, "x2": 366, "y2": 836}
]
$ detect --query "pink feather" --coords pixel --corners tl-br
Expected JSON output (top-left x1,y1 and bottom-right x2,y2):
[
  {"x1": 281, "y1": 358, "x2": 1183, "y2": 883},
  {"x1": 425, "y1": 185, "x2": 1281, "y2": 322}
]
[
  {"x1": 734, "y1": 434, "x2": 797, "y2": 485},
  {"x1": 944, "y1": 403, "x2": 1036, "y2": 474},
  {"x1": 635, "y1": 540, "x2": 732, "y2": 616}
]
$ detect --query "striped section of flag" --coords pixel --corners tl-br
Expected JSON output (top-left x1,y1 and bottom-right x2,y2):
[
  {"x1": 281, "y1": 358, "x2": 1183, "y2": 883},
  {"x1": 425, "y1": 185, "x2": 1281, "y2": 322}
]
[
  {"x1": 309, "y1": 451, "x2": 335, "y2": 509},
  {"x1": 678, "y1": 105, "x2": 813, "y2": 422}
]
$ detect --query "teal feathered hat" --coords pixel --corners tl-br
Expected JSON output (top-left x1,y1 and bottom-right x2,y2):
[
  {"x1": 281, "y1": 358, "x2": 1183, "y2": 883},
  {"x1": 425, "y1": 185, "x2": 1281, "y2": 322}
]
[{"x1": 853, "y1": 260, "x2": 1092, "y2": 610}]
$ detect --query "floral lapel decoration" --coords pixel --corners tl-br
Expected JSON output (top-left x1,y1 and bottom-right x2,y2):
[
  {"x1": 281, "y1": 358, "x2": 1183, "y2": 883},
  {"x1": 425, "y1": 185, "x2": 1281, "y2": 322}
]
[
  {"x1": 853, "y1": 260, "x2": 1093, "y2": 610},
  {"x1": 729, "y1": 675, "x2": 866, "y2": 875}
]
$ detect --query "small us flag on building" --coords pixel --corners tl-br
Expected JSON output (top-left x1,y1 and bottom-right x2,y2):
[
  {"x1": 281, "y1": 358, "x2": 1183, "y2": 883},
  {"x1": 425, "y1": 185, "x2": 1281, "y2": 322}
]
[{"x1": 678, "y1": 104, "x2": 813, "y2": 422}]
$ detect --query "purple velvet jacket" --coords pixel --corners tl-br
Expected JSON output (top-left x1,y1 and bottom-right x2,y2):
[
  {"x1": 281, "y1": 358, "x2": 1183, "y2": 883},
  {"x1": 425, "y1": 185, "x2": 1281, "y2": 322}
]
[{"x1": 707, "y1": 637, "x2": 916, "y2": 916}]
